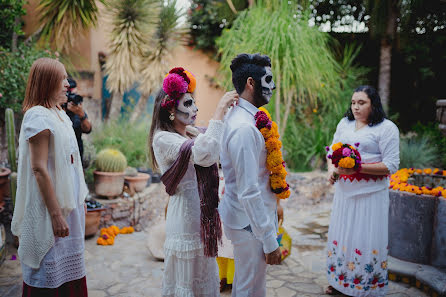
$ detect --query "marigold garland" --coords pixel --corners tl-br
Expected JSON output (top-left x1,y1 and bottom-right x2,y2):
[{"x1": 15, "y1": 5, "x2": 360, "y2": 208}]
[
  {"x1": 97, "y1": 225, "x2": 135, "y2": 246},
  {"x1": 255, "y1": 107, "x2": 290, "y2": 199},
  {"x1": 390, "y1": 168, "x2": 446, "y2": 198}
]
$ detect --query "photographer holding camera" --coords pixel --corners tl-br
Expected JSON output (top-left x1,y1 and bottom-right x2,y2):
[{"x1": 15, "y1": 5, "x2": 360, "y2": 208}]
[{"x1": 63, "y1": 78, "x2": 92, "y2": 162}]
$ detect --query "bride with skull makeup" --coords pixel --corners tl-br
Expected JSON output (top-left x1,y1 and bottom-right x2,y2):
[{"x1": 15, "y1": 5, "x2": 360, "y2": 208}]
[{"x1": 148, "y1": 67, "x2": 238, "y2": 296}]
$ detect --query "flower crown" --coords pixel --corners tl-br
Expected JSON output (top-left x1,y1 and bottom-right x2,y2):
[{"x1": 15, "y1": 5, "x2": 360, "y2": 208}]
[{"x1": 161, "y1": 67, "x2": 196, "y2": 110}]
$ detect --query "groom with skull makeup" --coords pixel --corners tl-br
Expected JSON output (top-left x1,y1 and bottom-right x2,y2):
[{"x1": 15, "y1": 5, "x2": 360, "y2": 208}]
[{"x1": 219, "y1": 53, "x2": 280, "y2": 297}]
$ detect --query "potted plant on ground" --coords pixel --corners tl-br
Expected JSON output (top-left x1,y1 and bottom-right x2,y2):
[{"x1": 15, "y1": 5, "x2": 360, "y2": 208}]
[
  {"x1": 93, "y1": 148, "x2": 127, "y2": 198},
  {"x1": 85, "y1": 198, "x2": 106, "y2": 238},
  {"x1": 124, "y1": 167, "x2": 151, "y2": 196}
]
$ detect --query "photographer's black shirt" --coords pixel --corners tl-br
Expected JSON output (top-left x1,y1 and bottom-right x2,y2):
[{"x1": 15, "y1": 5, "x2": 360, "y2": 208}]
[{"x1": 66, "y1": 111, "x2": 88, "y2": 160}]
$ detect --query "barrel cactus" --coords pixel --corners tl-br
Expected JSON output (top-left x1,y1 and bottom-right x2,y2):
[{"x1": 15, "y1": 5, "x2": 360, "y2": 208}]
[
  {"x1": 95, "y1": 149, "x2": 127, "y2": 172},
  {"x1": 5, "y1": 108, "x2": 17, "y2": 172}
]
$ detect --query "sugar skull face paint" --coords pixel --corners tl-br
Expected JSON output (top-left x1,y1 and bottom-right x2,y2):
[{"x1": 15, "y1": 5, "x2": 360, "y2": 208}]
[
  {"x1": 175, "y1": 93, "x2": 198, "y2": 125},
  {"x1": 260, "y1": 66, "x2": 275, "y2": 102}
]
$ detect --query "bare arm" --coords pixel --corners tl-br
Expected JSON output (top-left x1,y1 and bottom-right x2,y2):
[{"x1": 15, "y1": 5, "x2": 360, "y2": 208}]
[
  {"x1": 359, "y1": 162, "x2": 390, "y2": 175},
  {"x1": 29, "y1": 130, "x2": 69, "y2": 237}
]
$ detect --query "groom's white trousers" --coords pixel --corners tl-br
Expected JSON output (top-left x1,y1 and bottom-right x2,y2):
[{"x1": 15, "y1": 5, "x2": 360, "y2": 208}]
[{"x1": 223, "y1": 224, "x2": 267, "y2": 297}]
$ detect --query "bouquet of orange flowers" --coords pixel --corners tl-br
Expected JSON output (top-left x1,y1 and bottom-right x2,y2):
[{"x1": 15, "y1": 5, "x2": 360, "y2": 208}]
[{"x1": 327, "y1": 142, "x2": 362, "y2": 171}]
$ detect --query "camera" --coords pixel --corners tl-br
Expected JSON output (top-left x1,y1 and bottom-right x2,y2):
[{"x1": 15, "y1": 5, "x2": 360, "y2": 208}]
[{"x1": 62, "y1": 78, "x2": 83, "y2": 108}]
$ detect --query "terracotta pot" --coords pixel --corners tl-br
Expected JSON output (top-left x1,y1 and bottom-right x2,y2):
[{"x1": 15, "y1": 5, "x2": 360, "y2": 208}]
[
  {"x1": 125, "y1": 173, "x2": 151, "y2": 193},
  {"x1": 85, "y1": 208, "x2": 106, "y2": 238},
  {"x1": 93, "y1": 171, "x2": 124, "y2": 198},
  {"x1": 437, "y1": 99, "x2": 446, "y2": 136},
  {"x1": 0, "y1": 168, "x2": 11, "y2": 203}
]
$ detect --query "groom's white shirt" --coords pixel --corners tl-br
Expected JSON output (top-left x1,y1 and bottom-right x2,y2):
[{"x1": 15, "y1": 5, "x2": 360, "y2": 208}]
[{"x1": 219, "y1": 98, "x2": 279, "y2": 254}]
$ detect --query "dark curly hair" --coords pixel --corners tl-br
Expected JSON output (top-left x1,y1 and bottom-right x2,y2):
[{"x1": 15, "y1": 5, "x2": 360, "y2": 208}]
[
  {"x1": 230, "y1": 53, "x2": 271, "y2": 94},
  {"x1": 345, "y1": 85, "x2": 386, "y2": 126}
]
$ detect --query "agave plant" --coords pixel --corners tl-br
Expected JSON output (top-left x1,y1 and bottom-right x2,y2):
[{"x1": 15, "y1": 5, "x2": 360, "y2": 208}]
[
  {"x1": 130, "y1": 0, "x2": 187, "y2": 122},
  {"x1": 37, "y1": 0, "x2": 105, "y2": 53},
  {"x1": 104, "y1": 0, "x2": 159, "y2": 121}
]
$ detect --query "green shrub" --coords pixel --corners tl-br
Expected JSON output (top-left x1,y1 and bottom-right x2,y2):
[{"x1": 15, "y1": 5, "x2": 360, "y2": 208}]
[
  {"x1": 399, "y1": 135, "x2": 440, "y2": 169},
  {"x1": 90, "y1": 120, "x2": 150, "y2": 169},
  {"x1": 0, "y1": 43, "x2": 56, "y2": 112}
]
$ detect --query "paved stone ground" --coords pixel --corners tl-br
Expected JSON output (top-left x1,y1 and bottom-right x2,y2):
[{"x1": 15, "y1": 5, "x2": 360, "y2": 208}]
[{"x1": 0, "y1": 172, "x2": 430, "y2": 296}]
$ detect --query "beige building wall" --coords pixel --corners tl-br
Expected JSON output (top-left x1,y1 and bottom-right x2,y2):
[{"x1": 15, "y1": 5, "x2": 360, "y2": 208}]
[{"x1": 21, "y1": 1, "x2": 224, "y2": 125}]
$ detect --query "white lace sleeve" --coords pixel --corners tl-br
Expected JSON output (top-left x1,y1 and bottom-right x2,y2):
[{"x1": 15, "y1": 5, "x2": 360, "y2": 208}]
[
  {"x1": 192, "y1": 120, "x2": 223, "y2": 167},
  {"x1": 153, "y1": 120, "x2": 224, "y2": 170},
  {"x1": 379, "y1": 120, "x2": 400, "y2": 174},
  {"x1": 22, "y1": 106, "x2": 55, "y2": 140}
]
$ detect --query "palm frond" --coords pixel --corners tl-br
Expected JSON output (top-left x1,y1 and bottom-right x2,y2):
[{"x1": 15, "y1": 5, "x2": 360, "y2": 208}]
[
  {"x1": 138, "y1": 0, "x2": 187, "y2": 96},
  {"x1": 104, "y1": 0, "x2": 160, "y2": 94},
  {"x1": 38, "y1": 0, "x2": 105, "y2": 53}
]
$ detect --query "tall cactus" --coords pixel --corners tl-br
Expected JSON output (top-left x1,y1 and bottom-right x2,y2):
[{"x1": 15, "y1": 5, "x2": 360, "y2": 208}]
[
  {"x1": 5, "y1": 108, "x2": 17, "y2": 208},
  {"x1": 5, "y1": 108, "x2": 17, "y2": 172}
]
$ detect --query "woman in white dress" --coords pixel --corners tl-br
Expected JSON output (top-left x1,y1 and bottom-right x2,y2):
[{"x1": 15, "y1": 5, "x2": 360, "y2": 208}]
[
  {"x1": 12, "y1": 58, "x2": 88, "y2": 296},
  {"x1": 325, "y1": 85, "x2": 399, "y2": 296},
  {"x1": 148, "y1": 67, "x2": 238, "y2": 296}
]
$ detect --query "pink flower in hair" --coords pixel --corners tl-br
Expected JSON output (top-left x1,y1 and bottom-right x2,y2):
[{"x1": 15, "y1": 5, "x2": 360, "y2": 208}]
[{"x1": 163, "y1": 73, "x2": 188, "y2": 99}]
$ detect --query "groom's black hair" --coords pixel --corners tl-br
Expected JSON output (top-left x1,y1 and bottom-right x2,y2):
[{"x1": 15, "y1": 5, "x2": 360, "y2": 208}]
[{"x1": 230, "y1": 53, "x2": 271, "y2": 95}]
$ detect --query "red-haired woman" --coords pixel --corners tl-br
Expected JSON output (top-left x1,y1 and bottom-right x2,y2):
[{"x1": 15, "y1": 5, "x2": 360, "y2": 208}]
[
  {"x1": 148, "y1": 67, "x2": 238, "y2": 296},
  {"x1": 12, "y1": 58, "x2": 88, "y2": 296}
]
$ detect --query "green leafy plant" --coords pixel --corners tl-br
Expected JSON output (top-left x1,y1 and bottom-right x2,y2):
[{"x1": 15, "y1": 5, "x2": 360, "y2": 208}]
[
  {"x1": 0, "y1": 0, "x2": 26, "y2": 50},
  {"x1": 188, "y1": 0, "x2": 249, "y2": 51},
  {"x1": 0, "y1": 43, "x2": 55, "y2": 112},
  {"x1": 91, "y1": 120, "x2": 149, "y2": 169},
  {"x1": 399, "y1": 135, "x2": 439, "y2": 169}
]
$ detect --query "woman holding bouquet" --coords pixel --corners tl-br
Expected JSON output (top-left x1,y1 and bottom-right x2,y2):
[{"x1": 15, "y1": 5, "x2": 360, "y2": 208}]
[
  {"x1": 148, "y1": 67, "x2": 238, "y2": 296},
  {"x1": 325, "y1": 85, "x2": 399, "y2": 296}
]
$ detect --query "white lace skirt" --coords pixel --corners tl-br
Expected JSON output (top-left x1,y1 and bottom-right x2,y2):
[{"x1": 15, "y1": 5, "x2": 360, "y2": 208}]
[
  {"x1": 326, "y1": 184, "x2": 389, "y2": 297},
  {"x1": 162, "y1": 190, "x2": 219, "y2": 297}
]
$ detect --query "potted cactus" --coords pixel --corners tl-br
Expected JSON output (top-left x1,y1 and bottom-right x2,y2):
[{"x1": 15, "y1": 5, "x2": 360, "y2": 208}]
[
  {"x1": 94, "y1": 148, "x2": 127, "y2": 198},
  {"x1": 1, "y1": 108, "x2": 17, "y2": 206}
]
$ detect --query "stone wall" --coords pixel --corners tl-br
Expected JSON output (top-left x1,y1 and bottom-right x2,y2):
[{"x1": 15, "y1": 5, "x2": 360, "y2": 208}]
[{"x1": 94, "y1": 183, "x2": 168, "y2": 231}]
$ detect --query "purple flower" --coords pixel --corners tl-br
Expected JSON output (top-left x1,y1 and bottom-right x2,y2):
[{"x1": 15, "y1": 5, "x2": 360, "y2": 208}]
[
  {"x1": 342, "y1": 148, "x2": 352, "y2": 157},
  {"x1": 354, "y1": 142, "x2": 360, "y2": 147},
  {"x1": 10, "y1": 255, "x2": 17, "y2": 260},
  {"x1": 327, "y1": 154, "x2": 332, "y2": 159},
  {"x1": 325, "y1": 146, "x2": 330, "y2": 152}
]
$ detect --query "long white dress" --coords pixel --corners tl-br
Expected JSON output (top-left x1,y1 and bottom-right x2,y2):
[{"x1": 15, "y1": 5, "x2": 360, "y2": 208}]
[
  {"x1": 153, "y1": 120, "x2": 223, "y2": 297},
  {"x1": 326, "y1": 117, "x2": 399, "y2": 297}
]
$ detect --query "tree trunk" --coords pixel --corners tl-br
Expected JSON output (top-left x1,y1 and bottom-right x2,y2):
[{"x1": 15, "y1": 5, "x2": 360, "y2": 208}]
[
  {"x1": 274, "y1": 73, "x2": 281, "y2": 125},
  {"x1": 11, "y1": 17, "x2": 20, "y2": 52},
  {"x1": 129, "y1": 93, "x2": 150, "y2": 123},
  {"x1": 107, "y1": 92, "x2": 123, "y2": 121},
  {"x1": 377, "y1": 3, "x2": 398, "y2": 113},
  {"x1": 280, "y1": 91, "x2": 294, "y2": 136},
  {"x1": 248, "y1": 0, "x2": 254, "y2": 7},
  {"x1": 378, "y1": 42, "x2": 392, "y2": 113}
]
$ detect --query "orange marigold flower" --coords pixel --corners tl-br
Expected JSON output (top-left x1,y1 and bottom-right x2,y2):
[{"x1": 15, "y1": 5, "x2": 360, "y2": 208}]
[
  {"x1": 270, "y1": 163, "x2": 285, "y2": 174},
  {"x1": 277, "y1": 189, "x2": 291, "y2": 199},
  {"x1": 271, "y1": 122, "x2": 280, "y2": 138},
  {"x1": 415, "y1": 169, "x2": 422, "y2": 174},
  {"x1": 338, "y1": 157, "x2": 355, "y2": 168},
  {"x1": 260, "y1": 127, "x2": 272, "y2": 139},
  {"x1": 270, "y1": 174, "x2": 287, "y2": 189},
  {"x1": 265, "y1": 138, "x2": 282, "y2": 152},
  {"x1": 424, "y1": 168, "x2": 432, "y2": 174},
  {"x1": 266, "y1": 149, "x2": 283, "y2": 170},
  {"x1": 332, "y1": 142, "x2": 343, "y2": 151}
]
